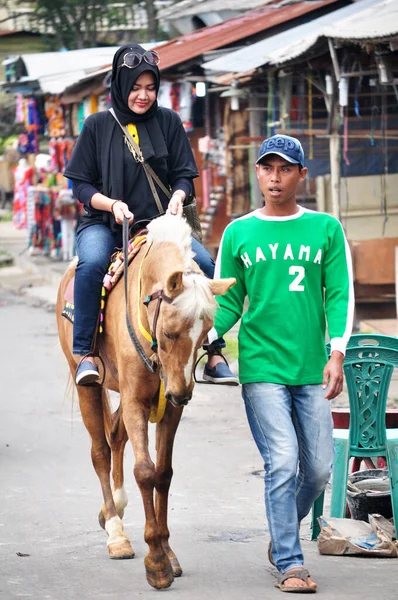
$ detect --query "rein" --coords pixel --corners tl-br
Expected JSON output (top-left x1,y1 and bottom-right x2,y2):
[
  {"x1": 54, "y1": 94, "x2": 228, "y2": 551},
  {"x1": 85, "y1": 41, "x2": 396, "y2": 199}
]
[{"x1": 122, "y1": 217, "x2": 173, "y2": 373}]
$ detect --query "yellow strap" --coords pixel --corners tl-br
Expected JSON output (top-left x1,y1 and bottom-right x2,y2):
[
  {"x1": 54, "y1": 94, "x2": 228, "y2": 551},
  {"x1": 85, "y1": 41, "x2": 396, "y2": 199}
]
[
  {"x1": 149, "y1": 380, "x2": 167, "y2": 423},
  {"x1": 137, "y1": 241, "x2": 153, "y2": 343},
  {"x1": 136, "y1": 241, "x2": 167, "y2": 424}
]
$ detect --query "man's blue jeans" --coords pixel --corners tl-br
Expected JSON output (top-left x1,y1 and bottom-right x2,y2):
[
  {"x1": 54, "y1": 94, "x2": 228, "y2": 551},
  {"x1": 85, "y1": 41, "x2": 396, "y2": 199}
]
[
  {"x1": 73, "y1": 224, "x2": 223, "y2": 355},
  {"x1": 242, "y1": 383, "x2": 334, "y2": 573}
]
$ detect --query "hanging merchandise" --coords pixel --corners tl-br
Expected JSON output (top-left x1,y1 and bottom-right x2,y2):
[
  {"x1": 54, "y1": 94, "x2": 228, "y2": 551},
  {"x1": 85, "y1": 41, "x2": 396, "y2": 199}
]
[
  {"x1": 12, "y1": 158, "x2": 34, "y2": 230},
  {"x1": 17, "y1": 131, "x2": 37, "y2": 155},
  {"x1": 45, "y1": 96, "x2": 66, "y2": 138},
  {"x1": 54, "y1": 187, "x2": 78, "y2": 261},
  {"x1": 47, "y1": 138, "x2": 76, "y2": 174},
  {"x1": 16, "y1": 93, "x2": 25, "y2": 122},
  {"x1": 28, "y1": 185, "x2": 56, "y2": 255}
]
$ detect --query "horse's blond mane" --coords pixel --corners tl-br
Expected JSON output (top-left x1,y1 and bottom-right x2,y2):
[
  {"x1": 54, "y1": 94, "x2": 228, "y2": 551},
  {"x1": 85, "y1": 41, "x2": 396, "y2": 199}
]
[
  {"x1": 147, "y1": 215, "x2": 217, "y2": 321},
  {"x1": 147, "y1": 215, "x2": 192, "y2": 269},
  {"x1": 173, "y1": 273, "x2": 217, "y2": 321}
]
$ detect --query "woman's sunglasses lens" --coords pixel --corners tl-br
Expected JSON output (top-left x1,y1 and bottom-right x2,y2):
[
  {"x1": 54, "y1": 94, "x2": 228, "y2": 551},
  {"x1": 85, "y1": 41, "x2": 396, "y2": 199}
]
[
  {"x1": 144, "y1": 51, "x2": 160, "y2": 65},
  {"x1": 124, "y1": 53, "x2": 141, "y2": 68}
]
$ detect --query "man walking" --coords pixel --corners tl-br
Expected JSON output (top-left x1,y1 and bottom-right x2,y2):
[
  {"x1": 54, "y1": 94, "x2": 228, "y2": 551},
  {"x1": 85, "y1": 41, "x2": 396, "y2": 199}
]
[{"x1": 209, "y1": 135, "x2": 354, "y2": 592}]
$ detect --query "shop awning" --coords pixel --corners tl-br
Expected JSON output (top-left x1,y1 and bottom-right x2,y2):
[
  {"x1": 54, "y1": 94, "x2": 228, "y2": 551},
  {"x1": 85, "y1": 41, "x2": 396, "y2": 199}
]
[
  {"x1": 203, "y1": 0, "x2": 398, "y2": 74},
  {"x1": 1, "y1": 45, "x2": 153, "y2": 95}
]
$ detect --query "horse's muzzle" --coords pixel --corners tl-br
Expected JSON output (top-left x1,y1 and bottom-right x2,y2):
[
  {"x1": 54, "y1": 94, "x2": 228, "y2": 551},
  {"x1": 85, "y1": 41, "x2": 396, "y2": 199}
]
[{"x1": 166, "y1": 392, "x2": 192, "y2": 407}]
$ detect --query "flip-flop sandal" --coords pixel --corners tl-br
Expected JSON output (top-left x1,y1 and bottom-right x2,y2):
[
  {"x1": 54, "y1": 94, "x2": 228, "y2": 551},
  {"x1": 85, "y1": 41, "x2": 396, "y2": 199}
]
[
  {"x1": 268, "y1": 541, "x2": 275, "y2": 566},
  {"x1": 275, "y1": 568, "x2": 316, "y2": 593}
]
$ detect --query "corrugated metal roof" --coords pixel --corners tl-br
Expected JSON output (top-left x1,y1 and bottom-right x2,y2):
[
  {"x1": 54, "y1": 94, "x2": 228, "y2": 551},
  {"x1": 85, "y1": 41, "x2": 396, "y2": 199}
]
[
  {"x1": 158, "y1": 0, "x2": 268, "y2": 19},
  {"x1": 204, "y1": 0, "x2": 397, "y2": 73},
  {"x1": 154, "y1": 0, "x2": 341, "y2": 71},
  {"x1": 1, "y1": 45, "x2": 154, "y2": 94},
  {"x1": 323, "y1": 0, "x2": 398, "y2": 39}
]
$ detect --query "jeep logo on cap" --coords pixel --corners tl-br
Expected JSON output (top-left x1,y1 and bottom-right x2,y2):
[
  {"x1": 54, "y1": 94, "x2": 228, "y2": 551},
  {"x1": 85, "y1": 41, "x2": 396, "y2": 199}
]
[{"x1": 266, "y1": 137, "x2": 298, "y2": 154}]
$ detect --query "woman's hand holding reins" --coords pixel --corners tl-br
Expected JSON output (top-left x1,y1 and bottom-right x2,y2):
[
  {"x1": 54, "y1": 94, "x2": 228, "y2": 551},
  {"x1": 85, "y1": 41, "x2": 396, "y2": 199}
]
[
  {"x1": 111, "y1": 200, "x2": 134, "y2": 225},
  {"x1": 167, "y1": 191, "x2": 185, "y2": 216}
]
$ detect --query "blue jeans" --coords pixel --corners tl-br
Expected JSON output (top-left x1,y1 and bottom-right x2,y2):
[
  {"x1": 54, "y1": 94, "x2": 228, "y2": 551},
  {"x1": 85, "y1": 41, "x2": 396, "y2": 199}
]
[
  {"x1": 242, "y1": 383, "x2": 334, "y2": 573},
  {"x1": 73, "y1": 224, "x2": 224, "y2": 355}
]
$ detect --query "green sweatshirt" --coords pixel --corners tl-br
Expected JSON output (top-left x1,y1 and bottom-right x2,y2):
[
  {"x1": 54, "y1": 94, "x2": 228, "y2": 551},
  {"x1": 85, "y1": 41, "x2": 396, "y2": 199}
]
[{"x1": 210, "y1": 207, "x2": 354, "y2": 385}]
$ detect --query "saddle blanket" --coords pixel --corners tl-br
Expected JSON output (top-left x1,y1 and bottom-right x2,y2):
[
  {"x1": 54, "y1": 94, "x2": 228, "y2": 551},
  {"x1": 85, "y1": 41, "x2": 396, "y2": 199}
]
[{"x1": 61, "y1": 235, "x2": 147, "y2": 332}]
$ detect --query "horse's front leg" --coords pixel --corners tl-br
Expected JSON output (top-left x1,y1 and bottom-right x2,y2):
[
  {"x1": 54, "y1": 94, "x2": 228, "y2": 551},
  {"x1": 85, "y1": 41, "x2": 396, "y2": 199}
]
[
  {"x1": 155, "y1": 403, "x2": 184, "y2": 577},
  {"x1": 76, "y1": 385, "x2": 134, "y2": 560},
  {"x1": 122, "y1": 395, "x2": 174, "y2": 590},
  {"x1": 98, "y1": 405, "x2": 130, "y2": 533}
]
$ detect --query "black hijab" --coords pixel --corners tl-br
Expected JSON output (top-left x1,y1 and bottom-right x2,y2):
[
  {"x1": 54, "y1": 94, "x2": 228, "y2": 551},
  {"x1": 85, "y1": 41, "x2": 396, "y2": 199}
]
[
  {"x1": 111, "y1": 44, "x2": 160, "y2": 125},
  {"x1": 109, "y1": 43, "x2": 168, "y2": 161}
]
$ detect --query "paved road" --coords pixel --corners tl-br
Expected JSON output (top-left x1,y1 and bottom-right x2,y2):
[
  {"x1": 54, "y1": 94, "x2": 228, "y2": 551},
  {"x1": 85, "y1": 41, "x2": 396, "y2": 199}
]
[{"x1": 1, "y1": 287, "x2": 397, "y2": 599}]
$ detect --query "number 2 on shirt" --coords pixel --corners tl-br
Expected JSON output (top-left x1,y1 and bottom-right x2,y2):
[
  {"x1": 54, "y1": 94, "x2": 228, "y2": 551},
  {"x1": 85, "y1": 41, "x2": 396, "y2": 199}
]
[{"x1": 289, "y1": 266, "x2": 305, "y2": 292}]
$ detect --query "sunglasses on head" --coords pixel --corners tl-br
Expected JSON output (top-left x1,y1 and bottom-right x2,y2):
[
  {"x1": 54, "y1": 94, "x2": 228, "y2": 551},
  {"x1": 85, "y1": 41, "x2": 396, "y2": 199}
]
[{"x1": 118, "y1": 50, "x2": 160, "y2": 69}]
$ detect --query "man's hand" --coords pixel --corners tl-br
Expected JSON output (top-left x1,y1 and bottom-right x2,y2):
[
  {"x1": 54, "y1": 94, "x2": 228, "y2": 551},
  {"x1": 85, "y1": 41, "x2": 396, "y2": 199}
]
[
  {"x1": 322, "y1": 351, "x2": 344, "y2": 400},
  {"x1": 167, "y1": 192, "x2": 184, "y2": 216}
]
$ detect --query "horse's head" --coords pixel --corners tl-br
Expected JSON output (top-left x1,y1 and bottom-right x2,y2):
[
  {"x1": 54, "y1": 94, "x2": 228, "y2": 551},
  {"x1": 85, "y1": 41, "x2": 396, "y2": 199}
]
[
  {"x1": 144, "y1": 216, "x2": 235, "y2": 407},
  {"x1": 152, "y1": 269, "x2": 234, "y2": 407}
]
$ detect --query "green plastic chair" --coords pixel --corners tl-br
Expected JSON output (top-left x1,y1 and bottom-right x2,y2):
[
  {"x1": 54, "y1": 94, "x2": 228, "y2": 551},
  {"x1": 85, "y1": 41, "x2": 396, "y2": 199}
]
[{"x1": 311, "y1": 333, "x2": 398, "y2": 540}]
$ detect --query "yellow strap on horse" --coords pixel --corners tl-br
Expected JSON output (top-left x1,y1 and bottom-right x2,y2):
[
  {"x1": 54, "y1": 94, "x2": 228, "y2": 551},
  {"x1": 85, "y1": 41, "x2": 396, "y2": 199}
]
[
  {"x1": 136, "y1": 241, "x2": 167, "y2": 424},
  {"x1": 137, "y1": 241, "x2": 153, "y2": 344},
  {"x1": 149, "y1": 380, "x2": 167, "y2": 423}
]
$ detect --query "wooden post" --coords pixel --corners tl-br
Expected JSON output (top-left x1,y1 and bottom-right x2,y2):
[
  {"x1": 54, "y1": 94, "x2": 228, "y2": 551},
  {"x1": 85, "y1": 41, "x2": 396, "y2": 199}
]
[
  {"x1": 329, "y1": 129, "x2": 341, "y2": 220},
  {"x1": 248, "y1": 94, "x2": 264, "y2": 209}
]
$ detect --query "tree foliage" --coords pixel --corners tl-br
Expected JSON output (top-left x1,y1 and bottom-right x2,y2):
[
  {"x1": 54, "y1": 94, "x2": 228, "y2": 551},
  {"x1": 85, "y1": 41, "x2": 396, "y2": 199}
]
[{"x1": 9, "y1": 0, "x2": 162, "y2": 49}]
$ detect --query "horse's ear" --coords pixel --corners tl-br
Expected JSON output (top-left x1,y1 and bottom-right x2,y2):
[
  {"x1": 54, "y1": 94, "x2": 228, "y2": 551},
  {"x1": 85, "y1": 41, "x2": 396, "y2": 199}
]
[
  {"x1": 166, "y1": 271, "x2": 184, "y2": 296},
  {"x1": 209, "y1": 277, "x2": 236, "y2": 296}
]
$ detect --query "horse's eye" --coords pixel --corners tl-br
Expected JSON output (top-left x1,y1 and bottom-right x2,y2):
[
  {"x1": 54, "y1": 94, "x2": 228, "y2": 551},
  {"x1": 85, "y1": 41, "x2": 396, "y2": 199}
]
[{"x1": 164, "y1": 331, "x2": 177, "y2": 340}]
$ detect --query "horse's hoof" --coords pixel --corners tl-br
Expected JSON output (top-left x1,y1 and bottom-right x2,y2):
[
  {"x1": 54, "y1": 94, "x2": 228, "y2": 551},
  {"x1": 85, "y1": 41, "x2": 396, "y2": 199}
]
[
  {"x1": 161, "y1": 542, "x2": 182, "y2": 577},
  {"x1": 169, "y1": 555, "x2": 182, "y2": 577},
  {"x1": 144, "y1": 556, "x2": 174, "y2": 589},
  {"x1": 108, "y1": 540, "x2": 135, "y2": 560}
]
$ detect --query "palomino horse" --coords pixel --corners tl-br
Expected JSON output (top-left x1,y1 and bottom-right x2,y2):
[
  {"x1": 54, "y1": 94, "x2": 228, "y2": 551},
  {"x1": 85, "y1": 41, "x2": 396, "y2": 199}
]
[{"x1": 56, "y1": 215, "x2": 235, "y2": 589}]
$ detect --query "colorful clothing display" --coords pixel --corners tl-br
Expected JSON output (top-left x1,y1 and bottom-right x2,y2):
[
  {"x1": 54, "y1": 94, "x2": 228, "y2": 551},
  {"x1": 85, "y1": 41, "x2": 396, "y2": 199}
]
[
  {"x1": 28, "y1": 186, "x2": 56, "y2": 254},
  {"x1": 12, "y1": 161, "x2": 34, "y2": 229},
  {"x1": 45, "y1": 96, "x2": 66, "y2": 138}
]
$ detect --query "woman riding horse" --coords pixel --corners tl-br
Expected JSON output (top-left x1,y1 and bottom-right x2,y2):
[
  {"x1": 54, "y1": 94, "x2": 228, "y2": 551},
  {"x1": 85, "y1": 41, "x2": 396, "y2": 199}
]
[
  {"x1": 63, "y1": 43, "x2": 238, "y2": 387},
  {"x1": 56, "y1": 214, "x2": 235, "y2": 588}
]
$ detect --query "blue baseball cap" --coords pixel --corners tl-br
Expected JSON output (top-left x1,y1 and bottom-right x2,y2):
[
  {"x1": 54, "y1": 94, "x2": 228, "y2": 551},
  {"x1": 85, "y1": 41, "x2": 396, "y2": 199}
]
[{"x1": 256, "y1": 135, "x2": 305, "y2": 167}]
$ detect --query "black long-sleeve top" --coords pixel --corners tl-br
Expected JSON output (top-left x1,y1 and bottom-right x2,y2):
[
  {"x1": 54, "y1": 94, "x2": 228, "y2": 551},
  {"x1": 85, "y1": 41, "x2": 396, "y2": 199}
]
[{"x1": 64, "y1": 108, "x2": 198, "y2": 233}]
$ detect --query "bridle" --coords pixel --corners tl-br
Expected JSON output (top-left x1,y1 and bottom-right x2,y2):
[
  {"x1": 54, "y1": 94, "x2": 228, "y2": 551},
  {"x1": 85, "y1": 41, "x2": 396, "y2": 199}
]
[{"x1": 122, "y1": 217, "x2": 173, "y2": 373}]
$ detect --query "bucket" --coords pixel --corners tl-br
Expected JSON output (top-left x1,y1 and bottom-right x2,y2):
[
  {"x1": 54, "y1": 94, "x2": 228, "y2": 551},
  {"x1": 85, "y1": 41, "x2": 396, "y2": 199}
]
[{"x1": 346, "y1": 469, "x2": 392, "y2": 522}]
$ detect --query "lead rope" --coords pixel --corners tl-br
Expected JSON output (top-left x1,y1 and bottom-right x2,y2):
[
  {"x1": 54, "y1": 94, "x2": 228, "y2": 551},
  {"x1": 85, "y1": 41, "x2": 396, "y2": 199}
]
[{"x1": 122, "y1": 216, "x2": 157, "y2": 373}]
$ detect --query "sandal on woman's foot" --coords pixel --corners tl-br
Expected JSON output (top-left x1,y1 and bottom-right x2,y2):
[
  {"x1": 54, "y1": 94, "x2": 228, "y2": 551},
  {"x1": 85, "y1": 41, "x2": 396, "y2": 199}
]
[
  {"x1": 268, "y1": 541, "x2": 275, "y2": 566},
  {"x1": 275, "y1": 568, "x2": 316, "y2": 593}
]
